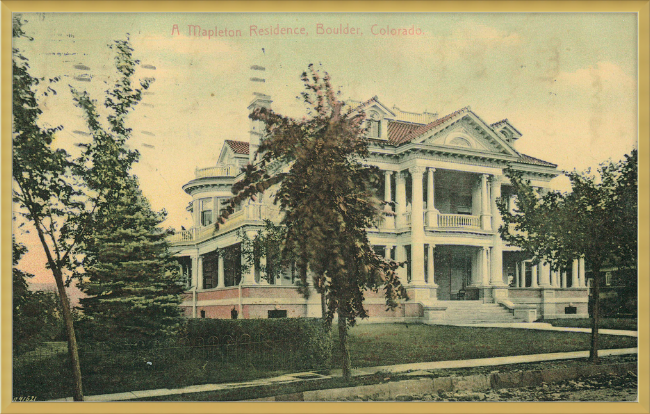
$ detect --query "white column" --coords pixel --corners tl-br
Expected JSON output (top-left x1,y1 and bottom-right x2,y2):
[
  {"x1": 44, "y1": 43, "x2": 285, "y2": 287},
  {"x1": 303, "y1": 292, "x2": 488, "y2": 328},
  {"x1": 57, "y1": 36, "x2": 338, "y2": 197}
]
[
  {"x1": 426, "y1": 168, "x2": 438, "y2": 227},
  {"x1": 384, "y1": 171, "x2": 392, "y2": 210},
  {"x1": 490, "y1": 176, "x2": 504, "y2": 286},
  {"x1": 480, "y1": 174, "x2": 492, "y2": 230},
  {"x1": 540, "y1": 262, "x2": 551, "y2": 287},
  {"x1": 217, "y1": 253, "x2": 225, "y2": 288},
  {"x1": 384, "y1": 245, "x2": 392, "y2": 260},
  {"x1": 259, "y1": 254, "x2": 267, "y2": 284},
  {"x1": 396, "y1": 245, "x2": 407, "y2": 282},
  {"x1": 520, "y1": 262, "x2": 527, "y2": 287},
  {"x1": 241, "y1": 233, "x2": 256, "y2": 284},
  {"x1": 579, "y1": 257, "x2": 586, "y2": 287},
  {"x1": 572, "y1": 260, "x2": 579, "y2": 288},
  {"x1": 515, "y1": 262, "x2": 520, "y2": 287},
  {"x1": 395, "y1": 171, "x2": 407, "y2": 228},
  {"x1": 409, "y1": 166, "x2": 426, "y2": 284},
  {"x1": 197, "y1": 256, "x2": 204, "y2": 290},
  {"x1": 482, "y1": 247, "x2": 490, "y2": 286},
  {"x1": 191, "y1": 255, "x2": 199, "y2": 288},
  {"x1": 212, "y1": 196, "x2": 220, "y2": 224},
  {"x1": 193, "y1": 199, "x2": 201, "y2": 228},
  {"x1": 531, "y1": 264, "x2": 538, "y2": 288},
  {"x1": 509, "y1": 194, "x2": 517, "y2": 214},
  {"x1": 561, "y1": 271, "x2": 567, "y2": 288},
  {"x1": 427, "y1": 244, "x2": 437, "y2": 287}
]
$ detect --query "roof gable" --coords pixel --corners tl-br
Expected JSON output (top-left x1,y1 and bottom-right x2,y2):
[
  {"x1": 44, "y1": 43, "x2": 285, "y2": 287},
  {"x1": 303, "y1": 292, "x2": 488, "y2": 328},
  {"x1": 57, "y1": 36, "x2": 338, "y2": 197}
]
[
  {"x1": 401, "y1": 108, "x2": 520, "y2": 157},
  {"x1": 350, "y1": 96, "x2": 396, "y2": 117},
  {"x1": 218, "y1": 140, "x2": 249, "y2": 164}
]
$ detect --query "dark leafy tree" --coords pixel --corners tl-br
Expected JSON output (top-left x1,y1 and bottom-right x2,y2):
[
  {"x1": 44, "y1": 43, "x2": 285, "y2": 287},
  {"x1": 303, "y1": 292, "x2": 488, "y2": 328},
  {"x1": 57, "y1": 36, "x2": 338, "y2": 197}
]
[
  {"x1": 215, "y1": 65, "x2": 408, "y2": 380},
  {"x1": 498, "y1": 149, "x2": 638, "y2": 362},
  {"x1": 240, "y1": 219, "x2": 291, "y2": 284},
  {"x1": 72, "y1": 39, "x2": 183, "y2": 344},
  {"x1": 12, "y1": 239, "x2": 63, "y2": 356},
  {"x1": 12, "y1": 15, "x2": 86, "y2": 400}
]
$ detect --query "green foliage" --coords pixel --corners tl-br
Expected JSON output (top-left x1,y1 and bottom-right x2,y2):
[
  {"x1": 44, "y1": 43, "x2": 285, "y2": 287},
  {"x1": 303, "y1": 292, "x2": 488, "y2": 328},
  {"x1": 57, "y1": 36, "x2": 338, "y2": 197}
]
[
  {"x1": 76, "y1": 184, "x2": 184, "y2": 343},
  {"x1": 240, "y1": 220, "x2": 291, "y2": 284},
  {"x1": 181, "y1": 318, "x2": 332, "y2": 370},
  {"x1": 216, "y1": 65, "x2": 408, "y2": 326},
  {"x1": 12, "y1": 239, "x2": 64, "y2": 356},
  {"x1": 498, "y1": 149, "x2": 638, "y2": 274},
  {"x1": 72, "y1": 39, "x2": 183, "y2": 344},
  {"x1": 12, "y1": 15, "x2": 87, "y2": 399},
  {"x1": 497, "y1": 150, "x2": 637, "y2": 361}
]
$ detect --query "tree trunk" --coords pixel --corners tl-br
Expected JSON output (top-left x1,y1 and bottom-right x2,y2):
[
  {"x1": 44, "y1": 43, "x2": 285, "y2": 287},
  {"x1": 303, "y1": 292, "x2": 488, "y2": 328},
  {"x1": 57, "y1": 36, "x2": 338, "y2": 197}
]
[
  {"x1": 589, "y1": 265, "x2": 601, "y2": 363},
  {"x1": 321, "y1": 292, "x2": 327, "y2": 320},
  {"x1": 33, "y1": 223, "x2": 84, "y2": 401},
  {"x1": 337, "y1": 309, "x2": 352, "y2": 381},
  {"x1": 52, "y1": 267, "x2": 84, "y2": 400}
]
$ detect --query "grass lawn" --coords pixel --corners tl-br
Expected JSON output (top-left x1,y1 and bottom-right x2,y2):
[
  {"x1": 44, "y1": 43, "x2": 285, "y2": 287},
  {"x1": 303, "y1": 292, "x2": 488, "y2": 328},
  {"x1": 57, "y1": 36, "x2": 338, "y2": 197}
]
[
  {"x1": 333, "y1": 323, "x2": 637, "y2": 369},
  {"x1": 545, "y1": 318, "x2": 637, "y2": 331},
  {"x1": 14, "y1": 324, "x2": 637, "y2": 401}
]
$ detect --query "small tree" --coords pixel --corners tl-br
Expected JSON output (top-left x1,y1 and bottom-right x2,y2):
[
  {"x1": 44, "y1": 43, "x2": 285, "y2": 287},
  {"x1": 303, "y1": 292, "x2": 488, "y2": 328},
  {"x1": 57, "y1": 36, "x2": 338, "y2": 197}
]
[
  {"x1": 12, "y1": 15, "x2": 85, "y2": 400},
  {"x1": 215, "y1": 65, "x2": 408, "y2": 380},
  {"x1": 498, "y1": 149, "x2": 637, "y2": 362},
  {"x1": 72, "y1": 39, "x2": 183, "y2": 344}
]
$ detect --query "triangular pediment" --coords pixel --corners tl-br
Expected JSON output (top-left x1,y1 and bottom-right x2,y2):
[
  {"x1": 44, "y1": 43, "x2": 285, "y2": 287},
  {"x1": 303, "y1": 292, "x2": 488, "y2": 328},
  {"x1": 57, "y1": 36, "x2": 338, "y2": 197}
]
[
  {"x1": 413, "y1": 110, "x2": 519, "y2": 156},
  {"x1": 349, "y1": 96, "x2": 396, "y2": 118}
]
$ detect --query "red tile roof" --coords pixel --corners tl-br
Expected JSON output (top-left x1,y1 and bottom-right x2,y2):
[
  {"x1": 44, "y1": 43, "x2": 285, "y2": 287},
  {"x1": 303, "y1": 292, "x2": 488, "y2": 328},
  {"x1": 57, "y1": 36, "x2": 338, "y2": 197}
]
[
  {"x1": 391, "y1": 106, "x2": 471, "y2": 145},
  {"x1": 387, "y1": 121, "x2": 423, "y2": 144},
  {"x1": 517, "y1": 153, "x2": 557, "y2": 168},
  {"x1": 225, "y1": 140, "x2": 249, "y2": 155}
]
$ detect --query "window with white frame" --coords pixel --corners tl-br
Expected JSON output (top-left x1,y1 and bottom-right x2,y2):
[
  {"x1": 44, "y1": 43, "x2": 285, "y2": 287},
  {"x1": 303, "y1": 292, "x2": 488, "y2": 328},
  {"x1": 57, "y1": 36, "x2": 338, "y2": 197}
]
[
  {"x1": 199, "y1": 198, "x2": 213, "y2": 226},
  {"x1": 367, "y1": 110, "x2": 381, "y2": 138}
]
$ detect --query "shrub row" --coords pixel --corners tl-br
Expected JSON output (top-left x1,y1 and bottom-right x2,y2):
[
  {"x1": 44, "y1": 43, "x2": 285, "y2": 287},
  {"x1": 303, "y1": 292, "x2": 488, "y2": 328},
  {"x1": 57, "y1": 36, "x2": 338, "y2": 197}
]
[{"x1": 180, "y1": 317, "x2": 332, "y2": 370}]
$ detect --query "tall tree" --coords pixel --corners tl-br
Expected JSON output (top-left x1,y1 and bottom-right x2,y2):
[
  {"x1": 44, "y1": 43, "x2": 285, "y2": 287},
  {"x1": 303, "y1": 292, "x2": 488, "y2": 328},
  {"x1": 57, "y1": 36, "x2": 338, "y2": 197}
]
[
  {"x1": 498, "y1": 149, "x2": 638, "y2": 362},
  {"x1": 215, "y1": 65, "x2": 408, "y2": 380},
  {"x1": 72, "y1": 39, "x2": 183, "y2": 344},
  {"x1": 12, "y1": 15, "x2": 86, "y2": 400},
  {"x1": 76, "y1": 182, "x2": 184, "y2": 343}
]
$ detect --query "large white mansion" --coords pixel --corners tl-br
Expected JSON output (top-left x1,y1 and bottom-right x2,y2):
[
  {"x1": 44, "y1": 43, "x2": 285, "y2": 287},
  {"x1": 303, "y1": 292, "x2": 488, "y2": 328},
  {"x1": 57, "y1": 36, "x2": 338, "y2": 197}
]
[{"x1": 170, "y1": 95, "x2": 589, "y2": 323}]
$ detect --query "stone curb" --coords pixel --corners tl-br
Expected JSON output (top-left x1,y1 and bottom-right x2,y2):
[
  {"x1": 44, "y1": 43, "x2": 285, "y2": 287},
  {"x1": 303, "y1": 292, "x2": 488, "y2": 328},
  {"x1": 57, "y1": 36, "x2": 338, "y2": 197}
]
[{"x1": 249, "y1": 362, "x2": 637, "y2": 401}]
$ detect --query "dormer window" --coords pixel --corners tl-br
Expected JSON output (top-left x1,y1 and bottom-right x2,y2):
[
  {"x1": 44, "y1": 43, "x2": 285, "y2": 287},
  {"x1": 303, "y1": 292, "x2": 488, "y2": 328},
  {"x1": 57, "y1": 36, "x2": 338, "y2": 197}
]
[{"x1": 367, "y1": 110, "x2": 381, "y2": 138}]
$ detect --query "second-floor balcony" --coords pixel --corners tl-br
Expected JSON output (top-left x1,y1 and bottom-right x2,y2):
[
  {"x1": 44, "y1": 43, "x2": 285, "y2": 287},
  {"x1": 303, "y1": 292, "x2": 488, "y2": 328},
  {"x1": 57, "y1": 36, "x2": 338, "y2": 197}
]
[
  {"x1": 378, "y1": 210, "x2": 482, "y2": 231},
  {"x1": 170, "y1": 203, "x2": 282, "y2": 244},
  {"x1": 195, "y1": 164, "x2": 239, "y2": 179}
]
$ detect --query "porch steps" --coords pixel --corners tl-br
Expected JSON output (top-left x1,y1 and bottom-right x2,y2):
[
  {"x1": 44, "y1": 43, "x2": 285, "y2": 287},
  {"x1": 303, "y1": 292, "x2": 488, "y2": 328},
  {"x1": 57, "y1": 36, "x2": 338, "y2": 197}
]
[{"x1": 438, "y1": 301, "x2": 526, "y2": 324}]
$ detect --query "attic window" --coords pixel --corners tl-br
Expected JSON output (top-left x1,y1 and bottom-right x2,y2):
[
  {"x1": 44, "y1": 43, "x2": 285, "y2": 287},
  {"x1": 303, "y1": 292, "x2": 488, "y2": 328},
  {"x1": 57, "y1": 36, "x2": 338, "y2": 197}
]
[
  {"x1": 367, "y1": 110, "x2": 381, "y2": 138},
  {"x1": 501, "y1": 128, "x2": 513, "y2": 139},
  {"x1": 450, "y1": 137, "x2": 471, "y2": 148},
  {"x1": 368, "y1": 120, "x2": 380, "y2": 138}
]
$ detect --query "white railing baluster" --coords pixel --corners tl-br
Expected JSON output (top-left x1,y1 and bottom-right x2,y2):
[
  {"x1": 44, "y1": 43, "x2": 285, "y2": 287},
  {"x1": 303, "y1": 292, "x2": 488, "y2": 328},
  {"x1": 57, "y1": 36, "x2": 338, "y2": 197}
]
[{"x1": 437, "y1": 214, "x2": 480, "y2": 229}]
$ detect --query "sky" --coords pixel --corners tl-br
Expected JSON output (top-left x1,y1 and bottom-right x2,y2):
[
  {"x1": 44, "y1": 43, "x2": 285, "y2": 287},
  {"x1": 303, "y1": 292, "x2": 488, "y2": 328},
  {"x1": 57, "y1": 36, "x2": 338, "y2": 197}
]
[{"x1": 12, "y1": 12, "x2": 638, "y2": 287}]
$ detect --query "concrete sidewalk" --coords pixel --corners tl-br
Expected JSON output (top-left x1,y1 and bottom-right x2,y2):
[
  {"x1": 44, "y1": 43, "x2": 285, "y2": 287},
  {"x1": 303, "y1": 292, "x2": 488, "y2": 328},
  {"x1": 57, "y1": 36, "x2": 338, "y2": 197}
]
[
  {"x1": 447, "y1": 322, "x2": 638, "y2": 337},
  {"x1": 49, "y1": 346, "x2": 638, "y2": 402}
]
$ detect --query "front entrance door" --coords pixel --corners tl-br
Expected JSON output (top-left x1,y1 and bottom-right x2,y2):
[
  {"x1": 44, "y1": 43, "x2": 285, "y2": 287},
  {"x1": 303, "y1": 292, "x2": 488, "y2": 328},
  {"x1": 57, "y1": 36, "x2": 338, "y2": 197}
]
[{"x1": 436, "y1": 249, "x2": 472, "y2": 300}]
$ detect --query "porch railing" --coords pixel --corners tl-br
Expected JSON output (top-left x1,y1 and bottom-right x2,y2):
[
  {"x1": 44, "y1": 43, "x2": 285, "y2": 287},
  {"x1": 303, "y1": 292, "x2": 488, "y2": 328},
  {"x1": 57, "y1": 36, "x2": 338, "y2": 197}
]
[
  {"x1": 169, "y1": 204, "x2": 282, "y2": 244},
  {"x1": 437, "y1": 213, "x2": 480, "y2": 228},
  {"x1": 195, "y1": 164, "x2": 239, "y2": 179}
]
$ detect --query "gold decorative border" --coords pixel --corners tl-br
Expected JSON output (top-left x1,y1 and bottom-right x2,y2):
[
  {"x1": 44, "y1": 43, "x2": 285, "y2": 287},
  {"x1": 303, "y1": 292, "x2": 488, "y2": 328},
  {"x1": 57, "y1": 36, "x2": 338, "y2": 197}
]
[{"x1": 2, "y1": 2, "x2": 648, "y2": 414}]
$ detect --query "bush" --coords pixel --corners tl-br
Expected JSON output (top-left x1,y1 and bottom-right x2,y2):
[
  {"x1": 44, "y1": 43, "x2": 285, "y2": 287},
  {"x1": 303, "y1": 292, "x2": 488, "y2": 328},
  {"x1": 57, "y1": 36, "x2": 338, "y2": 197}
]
[{"x1": 180, "y1": 318, "x2": 331, "y2": 371}]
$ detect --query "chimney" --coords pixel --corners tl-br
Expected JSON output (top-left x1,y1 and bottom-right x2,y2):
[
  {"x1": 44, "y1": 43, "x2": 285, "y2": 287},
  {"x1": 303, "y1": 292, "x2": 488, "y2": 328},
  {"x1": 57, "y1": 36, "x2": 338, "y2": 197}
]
[{"x1": 247, "y1": 93, "x2": 272, "y2": 164}]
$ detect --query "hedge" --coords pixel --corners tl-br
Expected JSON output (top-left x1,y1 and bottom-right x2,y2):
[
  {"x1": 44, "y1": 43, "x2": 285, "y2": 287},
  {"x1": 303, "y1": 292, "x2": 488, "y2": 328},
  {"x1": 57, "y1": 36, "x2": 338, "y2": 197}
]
[{"x1": 180, "y1": 317, "x2": 332, "y2": 370}]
